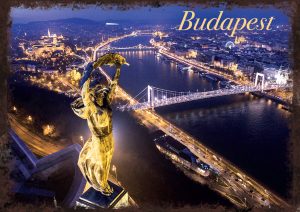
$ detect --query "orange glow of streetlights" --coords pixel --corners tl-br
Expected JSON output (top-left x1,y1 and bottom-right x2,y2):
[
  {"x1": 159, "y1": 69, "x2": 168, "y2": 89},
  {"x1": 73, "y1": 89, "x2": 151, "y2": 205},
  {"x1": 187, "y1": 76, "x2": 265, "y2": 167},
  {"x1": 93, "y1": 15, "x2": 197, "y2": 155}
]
[
  {"x1": 111, "y1": 164, "x2": 120, "y2": 185},
  {"x1": 112, "y1": 164, "x2": 116, "y2": 172},
  {"x1": 27, "y1": 115, "x2": 33, "y2": 122},
  {"x1": 43, "y1": 124, "x2": 55, "y2": 136},
  {"x1": 79, "y1": 135, "x2": 84, "y2": 145}
]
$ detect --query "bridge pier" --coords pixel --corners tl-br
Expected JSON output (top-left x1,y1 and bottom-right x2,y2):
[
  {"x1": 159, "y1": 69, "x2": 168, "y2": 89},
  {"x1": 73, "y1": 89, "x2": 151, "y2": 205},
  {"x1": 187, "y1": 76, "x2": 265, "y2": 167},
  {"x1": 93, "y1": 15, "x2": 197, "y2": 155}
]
[
  {"x1": 255, "y1": 73, "x2": 265, "y2": 91},
  {"x1": 147, "y1": 85, "x2": 154, "y2": 109}
]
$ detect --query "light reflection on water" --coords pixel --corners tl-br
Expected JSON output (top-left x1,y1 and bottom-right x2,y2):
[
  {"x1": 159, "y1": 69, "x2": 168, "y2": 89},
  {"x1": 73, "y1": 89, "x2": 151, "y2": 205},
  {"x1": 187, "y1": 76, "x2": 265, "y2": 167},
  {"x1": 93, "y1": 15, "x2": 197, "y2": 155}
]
[{"x1": 103, "y1": 36, "x2": 290, "y2": 198}]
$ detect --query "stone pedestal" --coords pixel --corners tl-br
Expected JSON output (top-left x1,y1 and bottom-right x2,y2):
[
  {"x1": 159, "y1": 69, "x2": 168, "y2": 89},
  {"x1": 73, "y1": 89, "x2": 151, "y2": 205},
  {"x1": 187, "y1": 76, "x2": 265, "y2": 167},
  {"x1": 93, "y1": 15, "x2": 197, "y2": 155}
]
[{"x1": 76, "y1": 181, "x2": 129, "y2": 209}]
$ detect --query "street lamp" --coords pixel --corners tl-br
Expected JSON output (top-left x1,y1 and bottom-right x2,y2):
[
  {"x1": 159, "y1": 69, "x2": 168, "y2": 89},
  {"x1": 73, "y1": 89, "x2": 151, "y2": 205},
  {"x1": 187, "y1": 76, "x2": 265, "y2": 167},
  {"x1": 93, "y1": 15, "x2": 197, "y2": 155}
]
[
  {"x1": 112, "y1": 164, "x2": 120, "y2": 185},
  {"x1": 12, "y1": 106, "x2": 17, "y2": 112},
  {"x1": 79, "y1": 136, "x2": 84, "y2": 145},
  {"x1": 27, "y1": 115, "x2": 33, "y2": 123}
]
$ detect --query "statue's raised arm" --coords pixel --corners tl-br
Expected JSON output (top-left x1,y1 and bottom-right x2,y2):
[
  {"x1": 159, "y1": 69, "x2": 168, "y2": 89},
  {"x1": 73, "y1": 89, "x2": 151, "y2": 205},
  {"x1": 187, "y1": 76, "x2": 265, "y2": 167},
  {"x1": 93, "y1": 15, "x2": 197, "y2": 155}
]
[{"x1": 93, "y1": 53, "x2": 129, "y2": 105}]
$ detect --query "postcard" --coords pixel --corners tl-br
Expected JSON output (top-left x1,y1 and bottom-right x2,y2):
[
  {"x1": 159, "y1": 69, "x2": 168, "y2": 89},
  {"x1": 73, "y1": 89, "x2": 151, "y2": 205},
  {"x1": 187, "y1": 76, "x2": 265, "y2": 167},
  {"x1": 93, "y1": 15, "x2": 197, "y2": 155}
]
[{"x1": 0, "y1": 2, "x2": 298, "y2": 211}]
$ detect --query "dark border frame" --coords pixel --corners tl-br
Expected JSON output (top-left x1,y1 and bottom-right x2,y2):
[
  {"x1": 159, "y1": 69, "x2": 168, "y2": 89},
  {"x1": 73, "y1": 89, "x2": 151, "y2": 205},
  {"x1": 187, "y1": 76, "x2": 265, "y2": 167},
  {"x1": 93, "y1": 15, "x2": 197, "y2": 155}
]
[{"x1": 0, "y1": 1, "x2": 299, "y2": 211}]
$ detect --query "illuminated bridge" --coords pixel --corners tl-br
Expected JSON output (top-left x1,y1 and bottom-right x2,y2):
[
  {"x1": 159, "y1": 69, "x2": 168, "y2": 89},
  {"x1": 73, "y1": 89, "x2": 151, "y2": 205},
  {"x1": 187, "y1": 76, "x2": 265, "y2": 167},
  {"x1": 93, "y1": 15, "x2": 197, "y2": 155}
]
[
  {"x1": 118, "y1": 84, "x2": 290, "y2": 111},
  {"x1": 102, "y1": 44, "x2": 155, "y2": 51}
]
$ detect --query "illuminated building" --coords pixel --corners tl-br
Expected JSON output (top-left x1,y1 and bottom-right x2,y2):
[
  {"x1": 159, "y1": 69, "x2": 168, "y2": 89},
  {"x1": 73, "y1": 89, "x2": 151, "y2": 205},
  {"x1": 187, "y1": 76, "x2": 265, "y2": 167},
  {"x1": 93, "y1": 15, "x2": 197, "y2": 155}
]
[
  {"x1": 234, "y1": 36, "x2": 247, "y2": 44},
  {"x1": 228, "y1": 62, "x2": 239, "y2": 72},
  {"x1": 263, "y1": 67, "x2": 290, "y2": 85},
  {"x1": 66, "y1": 69, "x2": 82, "y2": 85},
  {"x1": 26, "y1": 29, "x2": 67, "y2": 58},
  {"x1": 191, "y1": 36, "x2": 201, "y2": 40},
  {"x1": 186, "y1": 49, "x2": 198, "y2": 58},
  {"x1": 153, "y1": 31, "x2": 168, "y2": 39},
  {"x1": 211, "y1": 55, "x2": 239, "y2": 73},
  {"x1": 274, "y1": 70, "x2": 289, "y2": 85}
]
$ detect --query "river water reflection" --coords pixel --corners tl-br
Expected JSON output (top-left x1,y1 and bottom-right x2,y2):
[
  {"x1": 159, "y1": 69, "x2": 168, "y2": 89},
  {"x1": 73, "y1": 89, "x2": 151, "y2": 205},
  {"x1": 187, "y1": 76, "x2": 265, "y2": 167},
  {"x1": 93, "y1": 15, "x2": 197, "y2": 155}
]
[{"x1": 105, "y1": 36, "x2": 290, "y2": 199}]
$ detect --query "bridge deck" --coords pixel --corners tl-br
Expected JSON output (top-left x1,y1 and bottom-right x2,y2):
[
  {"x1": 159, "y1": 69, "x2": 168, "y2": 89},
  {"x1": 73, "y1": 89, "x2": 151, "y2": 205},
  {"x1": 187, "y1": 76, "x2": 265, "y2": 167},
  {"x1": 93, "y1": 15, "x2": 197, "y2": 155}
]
[{"x1": 120, "y1": 84, "x2": 288, "y2": 111}]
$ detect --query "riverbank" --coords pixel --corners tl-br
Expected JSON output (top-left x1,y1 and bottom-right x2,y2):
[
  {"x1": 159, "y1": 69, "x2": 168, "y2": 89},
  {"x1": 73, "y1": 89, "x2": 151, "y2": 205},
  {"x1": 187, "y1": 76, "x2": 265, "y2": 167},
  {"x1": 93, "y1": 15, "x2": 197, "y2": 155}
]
[{"x1": 155, "y1": 46, "x2": 291, "y2": 109}]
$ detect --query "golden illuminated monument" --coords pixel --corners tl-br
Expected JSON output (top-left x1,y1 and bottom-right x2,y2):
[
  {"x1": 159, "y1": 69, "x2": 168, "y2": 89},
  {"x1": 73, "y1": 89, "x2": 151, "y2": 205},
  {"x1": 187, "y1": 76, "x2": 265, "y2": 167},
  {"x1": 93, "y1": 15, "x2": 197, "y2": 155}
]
[{"x1": 71, "y1": 53, "x2": 128, "y2": 197}]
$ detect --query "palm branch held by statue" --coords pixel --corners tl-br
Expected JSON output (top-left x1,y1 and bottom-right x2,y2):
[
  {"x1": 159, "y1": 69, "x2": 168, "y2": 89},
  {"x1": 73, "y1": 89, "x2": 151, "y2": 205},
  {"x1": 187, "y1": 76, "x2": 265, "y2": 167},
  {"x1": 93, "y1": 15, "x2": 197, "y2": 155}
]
[
  {"x1": 80, "y1": 53, "x2": 129, "y2": 89},
  {"x1": 72, "y1": 53, "x2": 129, "y2": 118}
]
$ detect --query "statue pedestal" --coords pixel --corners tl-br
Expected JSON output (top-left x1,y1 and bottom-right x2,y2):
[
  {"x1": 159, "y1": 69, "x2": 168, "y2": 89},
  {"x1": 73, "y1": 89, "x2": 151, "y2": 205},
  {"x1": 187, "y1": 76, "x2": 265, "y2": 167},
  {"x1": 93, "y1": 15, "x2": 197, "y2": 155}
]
[{"x1": 76, "y1": 181, "x2": 129, "y2": 209}]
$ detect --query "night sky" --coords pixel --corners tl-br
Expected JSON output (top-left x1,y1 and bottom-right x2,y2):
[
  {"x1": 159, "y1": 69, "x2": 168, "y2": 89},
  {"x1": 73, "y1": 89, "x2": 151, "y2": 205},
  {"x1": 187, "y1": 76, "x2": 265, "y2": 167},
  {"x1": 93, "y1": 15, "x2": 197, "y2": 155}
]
[{"x1": 11, "y1": 5, "x2": 289, "y2": 25}]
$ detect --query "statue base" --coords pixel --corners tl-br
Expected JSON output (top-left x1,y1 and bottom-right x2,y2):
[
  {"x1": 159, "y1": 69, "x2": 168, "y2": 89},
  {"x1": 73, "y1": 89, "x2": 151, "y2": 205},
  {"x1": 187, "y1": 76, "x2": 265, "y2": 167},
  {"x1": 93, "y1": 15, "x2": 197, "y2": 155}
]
[{"x1": 76, "y1": 181, "x2": 129, "y2": 209}]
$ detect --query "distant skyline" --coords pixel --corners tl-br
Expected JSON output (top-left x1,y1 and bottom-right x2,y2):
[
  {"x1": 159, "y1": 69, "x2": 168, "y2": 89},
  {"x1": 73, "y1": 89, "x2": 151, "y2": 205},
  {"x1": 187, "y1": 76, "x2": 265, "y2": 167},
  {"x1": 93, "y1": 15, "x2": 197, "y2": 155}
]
[{"x1": 11, "y1": 5, "x2": 289, "y2": 25}]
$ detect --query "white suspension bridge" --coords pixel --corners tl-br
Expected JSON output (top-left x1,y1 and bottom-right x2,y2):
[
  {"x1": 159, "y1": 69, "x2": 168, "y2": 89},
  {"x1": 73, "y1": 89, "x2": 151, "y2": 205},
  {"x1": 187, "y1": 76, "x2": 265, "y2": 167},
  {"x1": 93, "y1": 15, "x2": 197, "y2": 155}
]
[{"x1": 118, "y1": 74, "x2": 290, "y2": 111}]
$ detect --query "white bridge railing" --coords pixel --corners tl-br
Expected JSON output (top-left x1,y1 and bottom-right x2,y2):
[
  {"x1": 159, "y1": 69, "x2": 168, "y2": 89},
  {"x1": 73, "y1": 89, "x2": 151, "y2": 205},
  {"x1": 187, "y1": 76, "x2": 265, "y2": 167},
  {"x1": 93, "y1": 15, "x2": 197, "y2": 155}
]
[{"x1": 118, "y1": 84, "x2": 290, "y2": 111}]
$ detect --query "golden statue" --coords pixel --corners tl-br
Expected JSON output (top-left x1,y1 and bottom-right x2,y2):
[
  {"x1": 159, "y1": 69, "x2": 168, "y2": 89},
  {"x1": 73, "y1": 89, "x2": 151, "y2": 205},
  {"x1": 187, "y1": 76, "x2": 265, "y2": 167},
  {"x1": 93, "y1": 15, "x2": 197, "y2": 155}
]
[{"x1": 71, "y1": 53, "x2": 128, "y2": 196}]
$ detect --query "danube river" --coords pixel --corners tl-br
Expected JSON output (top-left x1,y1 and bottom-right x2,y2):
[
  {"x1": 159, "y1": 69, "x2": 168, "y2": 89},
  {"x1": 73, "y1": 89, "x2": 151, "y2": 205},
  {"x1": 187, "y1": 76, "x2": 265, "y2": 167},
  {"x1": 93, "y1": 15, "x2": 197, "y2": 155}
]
[
  {"x1": 106, "y1": 36, "x2": 290, "y2": 199},
  {"x1": 11, "y1": 35, "x2": 290, "y2": 208}
]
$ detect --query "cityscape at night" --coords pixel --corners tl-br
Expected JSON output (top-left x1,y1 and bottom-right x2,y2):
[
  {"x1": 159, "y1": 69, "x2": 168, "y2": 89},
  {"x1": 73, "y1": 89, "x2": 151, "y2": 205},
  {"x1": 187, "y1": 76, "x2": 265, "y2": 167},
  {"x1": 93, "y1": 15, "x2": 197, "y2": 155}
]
[{"x1": 8, "y1": 5, "x2": 292, "y2": 210}]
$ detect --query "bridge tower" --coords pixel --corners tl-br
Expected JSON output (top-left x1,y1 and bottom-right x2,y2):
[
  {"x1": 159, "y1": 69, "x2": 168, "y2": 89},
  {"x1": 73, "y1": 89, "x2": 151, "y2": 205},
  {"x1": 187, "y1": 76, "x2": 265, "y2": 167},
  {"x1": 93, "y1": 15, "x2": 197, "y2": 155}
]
[
  {"x1": 255, "y1": 73, "x2": 265, "y2": 90},
  {"x1": 147, "y1": 85, "x2": 154, "y2": 109}
]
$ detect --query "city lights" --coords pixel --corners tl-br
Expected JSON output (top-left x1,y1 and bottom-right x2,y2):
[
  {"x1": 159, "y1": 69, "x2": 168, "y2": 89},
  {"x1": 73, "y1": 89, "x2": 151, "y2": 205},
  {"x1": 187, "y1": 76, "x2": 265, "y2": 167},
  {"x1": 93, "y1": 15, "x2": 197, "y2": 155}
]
[
  {"x1": 27, "y1": 115, "x2": 33, "y2": 123},
  {"x1": 9, "y1": 13, "x2": 291, "y2": 209},
  {"x1": 42, "y1": 124, "x2": 55, "y2": 136}
]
